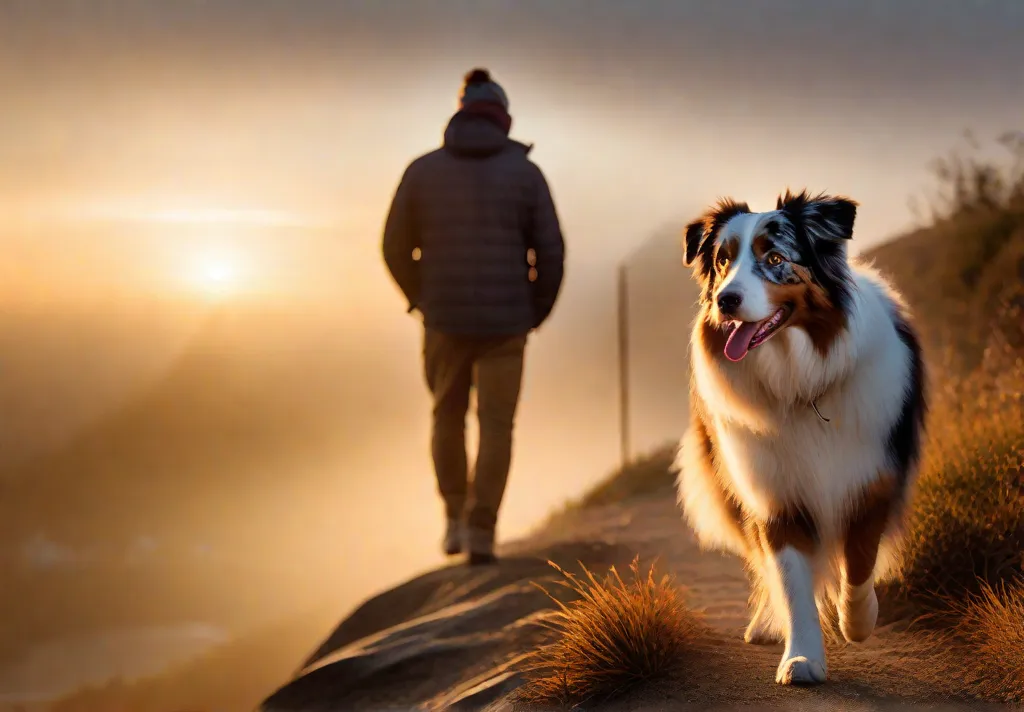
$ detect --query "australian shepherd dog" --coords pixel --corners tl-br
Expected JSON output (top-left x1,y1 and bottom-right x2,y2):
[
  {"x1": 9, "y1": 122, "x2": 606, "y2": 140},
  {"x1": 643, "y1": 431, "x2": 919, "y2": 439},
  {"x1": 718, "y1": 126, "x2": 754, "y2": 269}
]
[{"x1": 675, "y1": 190, "x2": 927, "y2": 685}]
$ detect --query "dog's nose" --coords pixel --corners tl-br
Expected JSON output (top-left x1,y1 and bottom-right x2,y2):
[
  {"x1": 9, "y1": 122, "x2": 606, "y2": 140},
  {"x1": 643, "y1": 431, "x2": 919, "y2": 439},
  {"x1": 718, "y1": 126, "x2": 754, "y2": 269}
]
[{"x1": 717, "y1": 291, "x2": 743, "y2": 317}]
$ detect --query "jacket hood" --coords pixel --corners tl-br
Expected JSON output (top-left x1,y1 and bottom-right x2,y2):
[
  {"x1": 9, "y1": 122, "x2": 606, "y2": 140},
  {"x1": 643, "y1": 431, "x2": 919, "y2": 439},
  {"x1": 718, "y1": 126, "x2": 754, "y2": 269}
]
[{"x1": 443, "y1": 112, "x2": 532, "y2": 158}]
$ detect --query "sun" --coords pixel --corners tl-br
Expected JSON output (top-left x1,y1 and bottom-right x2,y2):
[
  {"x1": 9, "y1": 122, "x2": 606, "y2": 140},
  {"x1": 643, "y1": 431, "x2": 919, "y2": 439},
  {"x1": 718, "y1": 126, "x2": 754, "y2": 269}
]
[
  {"x1": 199, "y1": 258, "x2": 235, "y2": 290},
  {"x1": 186, "y1": 249, "x2": 246, "y2": 299}
]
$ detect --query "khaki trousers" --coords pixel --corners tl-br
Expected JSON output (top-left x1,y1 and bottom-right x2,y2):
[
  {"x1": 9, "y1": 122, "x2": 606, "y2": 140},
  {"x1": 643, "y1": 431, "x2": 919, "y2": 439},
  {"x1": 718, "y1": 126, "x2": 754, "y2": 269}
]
[{"x1": 423, "y1": 328, "x2": 527, "y2": 535}]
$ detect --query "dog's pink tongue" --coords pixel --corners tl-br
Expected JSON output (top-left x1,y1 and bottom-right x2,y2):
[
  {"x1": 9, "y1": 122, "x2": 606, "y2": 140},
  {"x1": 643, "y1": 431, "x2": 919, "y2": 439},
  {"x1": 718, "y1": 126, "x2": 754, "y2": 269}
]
[{"x1": 724, "y1": 321, "x2": 761, "y2": 362}]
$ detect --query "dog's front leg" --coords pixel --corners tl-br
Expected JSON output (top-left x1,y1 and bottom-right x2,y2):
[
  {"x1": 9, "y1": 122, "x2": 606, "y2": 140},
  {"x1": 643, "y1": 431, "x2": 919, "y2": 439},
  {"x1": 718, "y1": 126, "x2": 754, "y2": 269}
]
[
  {"x1": 759, "y1": 514, "x2": 827, "y2": 685},
  {"x1": 769, "y1": 546, "x2": 827, "y2": 684}
]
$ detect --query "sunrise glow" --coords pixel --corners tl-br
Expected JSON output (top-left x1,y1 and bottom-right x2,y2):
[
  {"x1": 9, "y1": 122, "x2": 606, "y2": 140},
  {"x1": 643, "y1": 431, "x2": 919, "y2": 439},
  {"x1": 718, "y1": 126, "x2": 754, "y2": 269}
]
[
  {"x1": 185, "y1": 248, "x2": 248, "y2": 299},
  {"x1": 147, "y1": 207, "x2": 303, "y2": 227}
]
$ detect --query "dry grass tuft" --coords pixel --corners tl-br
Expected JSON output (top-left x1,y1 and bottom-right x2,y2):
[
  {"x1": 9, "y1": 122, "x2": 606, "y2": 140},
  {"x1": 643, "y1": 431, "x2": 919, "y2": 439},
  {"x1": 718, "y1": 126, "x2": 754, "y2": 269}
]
[
  {"x1": 952, "y1": 579, "x2": 1024, "y2": 702},
  {"x1": 519, "y1": 557, "x2": 697, "y2": 708}
]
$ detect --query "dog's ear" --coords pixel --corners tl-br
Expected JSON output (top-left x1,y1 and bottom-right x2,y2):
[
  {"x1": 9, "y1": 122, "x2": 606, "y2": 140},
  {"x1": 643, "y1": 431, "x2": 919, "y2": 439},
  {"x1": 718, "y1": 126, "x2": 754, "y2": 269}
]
[
  {"x1": 684, "y1": 198, "x2": 751, "y2": 267},
  {"x1": 777, "y1": 190, "x2": 858, "y2": 242},
  {"x1": 683, "y1": 218, "x2": 708, "y2": 267},
  {"x1": 807, "y1": 195, "x2": 857, "y2": 242},
  {"x1": 777, "y1": 190, "x2": 856, "y2": 310}
]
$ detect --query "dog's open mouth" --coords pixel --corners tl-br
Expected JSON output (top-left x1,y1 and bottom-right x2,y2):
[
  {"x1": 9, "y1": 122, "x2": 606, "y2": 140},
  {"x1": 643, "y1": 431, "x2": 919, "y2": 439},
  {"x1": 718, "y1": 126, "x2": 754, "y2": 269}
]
[{"x1": 723, "y1": 304, "x2": 793, "y2": 362}]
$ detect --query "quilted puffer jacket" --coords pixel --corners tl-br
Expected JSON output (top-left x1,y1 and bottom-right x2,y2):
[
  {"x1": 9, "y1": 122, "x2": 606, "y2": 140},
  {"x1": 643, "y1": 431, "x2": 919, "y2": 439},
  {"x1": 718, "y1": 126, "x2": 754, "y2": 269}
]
[{"x1": 382, "y1": 111, "x2": 565, "y2": 335}]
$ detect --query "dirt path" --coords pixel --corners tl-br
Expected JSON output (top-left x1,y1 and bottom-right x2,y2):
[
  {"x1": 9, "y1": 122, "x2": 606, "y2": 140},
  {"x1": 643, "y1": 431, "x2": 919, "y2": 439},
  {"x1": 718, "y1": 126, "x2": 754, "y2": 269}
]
[
  {"x1": 260, "y1": 495, "x2": 1011, "y2": 712},
  {"x1": 515, "y1": 498, "x2": 996, "y2": 710}
]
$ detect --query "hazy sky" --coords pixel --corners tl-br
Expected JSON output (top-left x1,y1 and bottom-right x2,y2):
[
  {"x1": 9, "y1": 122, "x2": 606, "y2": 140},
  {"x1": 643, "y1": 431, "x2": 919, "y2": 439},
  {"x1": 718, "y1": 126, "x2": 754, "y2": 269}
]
[
  {"x1": 3, "y1": 0, "x2": 1024, "y2": 545},
  {"x1": 4, "y1": 0, "x2": 1024, "y2": 256}
]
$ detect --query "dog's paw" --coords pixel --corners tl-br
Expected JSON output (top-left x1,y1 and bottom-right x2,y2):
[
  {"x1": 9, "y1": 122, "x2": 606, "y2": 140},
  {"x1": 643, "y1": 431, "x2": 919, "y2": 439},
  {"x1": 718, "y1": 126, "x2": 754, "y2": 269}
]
[
  {"x1": 775, "y1": 656, "x2": 827, "y2": 686},
  {"x1": 839, "y1": 584, "x2": 878, "y2": 643}
]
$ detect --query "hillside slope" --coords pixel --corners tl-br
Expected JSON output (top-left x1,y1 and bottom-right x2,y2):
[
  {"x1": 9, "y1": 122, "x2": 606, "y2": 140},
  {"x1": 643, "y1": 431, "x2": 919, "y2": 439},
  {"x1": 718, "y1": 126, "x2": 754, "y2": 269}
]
[{"x1": 864, "y1": 212, "x2": 1024, "y2": 370}]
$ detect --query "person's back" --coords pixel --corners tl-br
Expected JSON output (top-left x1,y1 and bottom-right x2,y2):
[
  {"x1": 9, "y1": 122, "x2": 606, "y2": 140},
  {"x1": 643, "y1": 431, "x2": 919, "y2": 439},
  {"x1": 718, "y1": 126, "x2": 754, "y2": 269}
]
[
  {"x1": 382, "y1": 68, "x2": 565, "y2": 564},
  {"x1": 383, "y1": 69, "x2": 564, "y2": 336}
]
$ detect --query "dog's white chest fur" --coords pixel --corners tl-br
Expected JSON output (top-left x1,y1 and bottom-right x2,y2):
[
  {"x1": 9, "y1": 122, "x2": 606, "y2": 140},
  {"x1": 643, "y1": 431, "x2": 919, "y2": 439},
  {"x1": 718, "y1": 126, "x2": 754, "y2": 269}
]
[{"x1": 694, "y1": 268, "x2": 911, "y2": 534}]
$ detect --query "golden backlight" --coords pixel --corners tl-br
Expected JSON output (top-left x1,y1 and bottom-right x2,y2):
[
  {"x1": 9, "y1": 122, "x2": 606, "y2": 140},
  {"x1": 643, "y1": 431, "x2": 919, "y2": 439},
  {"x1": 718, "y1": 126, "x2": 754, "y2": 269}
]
[
  {"x1": 142, "y1": 207, "x2": 288, "y2": 300},
  {"x1": 188, "y1": 248, "x2": 244, "y2": 299},
  {"x1": 2, "y1": 2, "x2": 1022, "y2": 708}
]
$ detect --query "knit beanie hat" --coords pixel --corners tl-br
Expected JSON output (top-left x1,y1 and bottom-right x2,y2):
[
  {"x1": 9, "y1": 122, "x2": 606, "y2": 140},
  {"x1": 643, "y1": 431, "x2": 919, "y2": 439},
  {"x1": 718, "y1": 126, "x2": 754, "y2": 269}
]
[{"x1": 458, "y1": 68, "x2": 509, "y2": 111}]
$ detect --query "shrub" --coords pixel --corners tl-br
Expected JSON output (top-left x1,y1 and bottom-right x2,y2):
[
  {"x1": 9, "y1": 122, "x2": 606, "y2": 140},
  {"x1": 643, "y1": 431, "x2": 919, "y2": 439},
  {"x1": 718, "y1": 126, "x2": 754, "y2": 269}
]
[
  {"x1": 880, "y1": 132, "x2": 1024, "y2": 704},
  {"x1": 897, "y1": 353, "x2": 1023, "y2": 609},
  {"x1": 925, "y1": 130, "x2": 1024, "y2": 221},
  {"x1": 519, "y1": 557, "x2": 697, "y2": 708},
  {"x1": 894, "y1": 140, "x2": 1023, "y2": 609}
]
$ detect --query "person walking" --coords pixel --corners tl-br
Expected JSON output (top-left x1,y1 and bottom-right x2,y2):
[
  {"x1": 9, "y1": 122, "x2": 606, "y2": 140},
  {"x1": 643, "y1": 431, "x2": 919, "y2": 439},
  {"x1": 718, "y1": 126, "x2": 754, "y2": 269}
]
[{"x1": 382, "y1": 68, "x2": 565, "y2": 565}]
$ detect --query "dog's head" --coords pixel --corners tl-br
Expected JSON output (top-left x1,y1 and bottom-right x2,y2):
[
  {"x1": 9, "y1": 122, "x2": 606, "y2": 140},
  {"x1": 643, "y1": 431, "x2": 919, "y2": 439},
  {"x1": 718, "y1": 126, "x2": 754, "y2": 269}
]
[{"x1": 683, "y1": 190, "x2": 858, "y2": 361}]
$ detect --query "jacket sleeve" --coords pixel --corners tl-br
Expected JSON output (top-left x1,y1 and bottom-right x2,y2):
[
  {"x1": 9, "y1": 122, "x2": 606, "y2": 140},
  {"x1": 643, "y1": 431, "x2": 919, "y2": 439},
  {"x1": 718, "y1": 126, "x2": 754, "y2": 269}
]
[
  {"x1": 381, "y1": 165, "x2": 421, "y2": 313},
  {"x1": 527, "y1": 165, "x2": 565, "y2": 328}
]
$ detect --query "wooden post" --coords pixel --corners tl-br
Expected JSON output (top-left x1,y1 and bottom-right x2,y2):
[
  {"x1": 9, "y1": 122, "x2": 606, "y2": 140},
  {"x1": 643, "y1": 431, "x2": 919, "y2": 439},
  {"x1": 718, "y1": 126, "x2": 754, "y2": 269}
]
[{"x1": 617, "y1": 263, "x2": 630, "y2": 467}]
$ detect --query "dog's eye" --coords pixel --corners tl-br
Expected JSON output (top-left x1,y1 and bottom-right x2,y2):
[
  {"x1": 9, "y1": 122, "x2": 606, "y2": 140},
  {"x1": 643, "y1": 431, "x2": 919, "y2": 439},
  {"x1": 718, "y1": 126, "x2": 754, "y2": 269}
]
[
  {"x1": 716, "y1": 253, "x2": 730, "y2": 270},
  {"x1": 766, "y1": 252, "x2": 783, "y2": 266}
]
